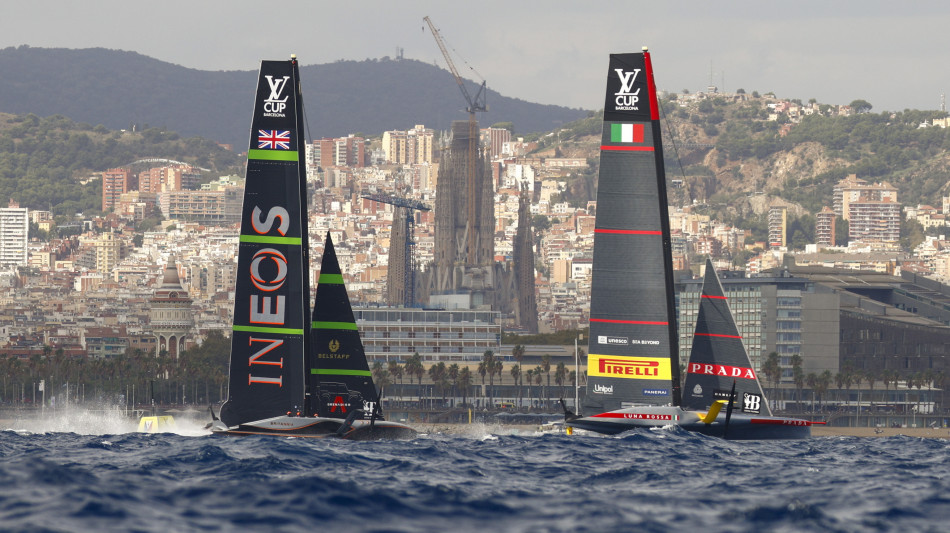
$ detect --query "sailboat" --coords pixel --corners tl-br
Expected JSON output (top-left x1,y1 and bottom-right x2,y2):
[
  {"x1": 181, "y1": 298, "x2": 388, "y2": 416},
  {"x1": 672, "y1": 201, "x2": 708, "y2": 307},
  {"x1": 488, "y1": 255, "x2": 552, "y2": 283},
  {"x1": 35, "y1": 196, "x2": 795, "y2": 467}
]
[
  {"x1": 682, "y1": 258, "x2": 774, "y2": 418},
  {"x1": 563, "y1": 49, "x2": 817, "y2": 439},
  {"x1": 209, "y1": 56, "x2": 415, "y2": 440}
]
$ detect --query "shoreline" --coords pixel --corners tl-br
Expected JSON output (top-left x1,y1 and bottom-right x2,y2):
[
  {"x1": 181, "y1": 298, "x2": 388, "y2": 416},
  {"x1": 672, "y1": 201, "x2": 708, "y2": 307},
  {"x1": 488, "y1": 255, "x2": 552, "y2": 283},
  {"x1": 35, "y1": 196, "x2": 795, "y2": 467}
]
[
  {"x1": 810, "y1": 426, "x2": 950, "y2": 439},
  {"x1": 415, "y1": 423, "x2": 950, "y2": 439}
]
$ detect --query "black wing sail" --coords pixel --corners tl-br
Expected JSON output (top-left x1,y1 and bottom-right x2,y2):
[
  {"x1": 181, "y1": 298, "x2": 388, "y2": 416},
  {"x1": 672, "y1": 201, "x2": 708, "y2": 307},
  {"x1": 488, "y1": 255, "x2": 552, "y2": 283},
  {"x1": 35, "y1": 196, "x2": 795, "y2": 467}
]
[
  {"x1": 310, "y1": 233, "x2": 379, "y2": 420},
  {"x1": 220, "y1": 58, "x2": 311, "y2": 427},
  {"x1": 583, "y1": 51, "x2": 681, "y2": 413},
  {"x1": 683, "y1": 259, "x2": 772, "y2": 416}
]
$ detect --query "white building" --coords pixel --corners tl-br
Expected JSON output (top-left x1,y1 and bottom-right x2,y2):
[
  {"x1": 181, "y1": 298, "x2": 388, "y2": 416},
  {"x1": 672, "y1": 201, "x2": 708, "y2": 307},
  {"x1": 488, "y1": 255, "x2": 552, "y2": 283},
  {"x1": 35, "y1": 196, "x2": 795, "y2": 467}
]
[{"x1": 0, "y1": 205, "x2": 29, "y2": 268}]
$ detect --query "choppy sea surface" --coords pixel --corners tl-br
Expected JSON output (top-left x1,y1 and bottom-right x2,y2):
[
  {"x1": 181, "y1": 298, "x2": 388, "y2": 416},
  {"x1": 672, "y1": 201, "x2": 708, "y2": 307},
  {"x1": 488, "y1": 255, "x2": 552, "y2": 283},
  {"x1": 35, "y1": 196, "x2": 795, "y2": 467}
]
[{"x1": 1, "y1": 409, "x2": 949, "y2": 532}]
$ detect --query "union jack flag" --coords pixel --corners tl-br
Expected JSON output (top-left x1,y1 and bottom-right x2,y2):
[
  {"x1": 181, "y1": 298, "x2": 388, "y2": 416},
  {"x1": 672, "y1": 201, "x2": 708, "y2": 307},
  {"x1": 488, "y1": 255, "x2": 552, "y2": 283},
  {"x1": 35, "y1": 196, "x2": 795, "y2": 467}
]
[{"x1": 258, "y1": 130, "x2": 291, "y2": 150}]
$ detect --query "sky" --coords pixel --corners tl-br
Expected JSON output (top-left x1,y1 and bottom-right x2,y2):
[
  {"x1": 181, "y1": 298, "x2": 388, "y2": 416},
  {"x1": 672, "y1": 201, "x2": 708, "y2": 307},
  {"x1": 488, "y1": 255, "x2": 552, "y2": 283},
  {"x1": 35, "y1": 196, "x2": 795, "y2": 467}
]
[{"x1": 4, "y1": 1, "x2": 950, "y2": 113}]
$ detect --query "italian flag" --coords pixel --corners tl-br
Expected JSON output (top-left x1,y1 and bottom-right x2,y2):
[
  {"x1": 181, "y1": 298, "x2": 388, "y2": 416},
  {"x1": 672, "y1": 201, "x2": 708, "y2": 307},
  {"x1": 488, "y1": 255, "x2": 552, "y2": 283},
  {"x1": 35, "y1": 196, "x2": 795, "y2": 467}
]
[{"x1": 610, "y1": 123, "x2": 644, "y2": 143}]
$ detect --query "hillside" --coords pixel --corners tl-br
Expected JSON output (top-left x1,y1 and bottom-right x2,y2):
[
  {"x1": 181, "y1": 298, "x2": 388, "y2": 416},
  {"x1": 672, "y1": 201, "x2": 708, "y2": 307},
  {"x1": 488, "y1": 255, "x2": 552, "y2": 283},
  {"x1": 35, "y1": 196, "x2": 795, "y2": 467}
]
[
  {"x1": 546, "y1": 94, "x2": 950, "y2": 231},
  {"x1": 0, "y1": 112, "x2": 242, "y2": 217},
  {"x1": 0, "y1": 46, "x2": 588, "y2": 148}
]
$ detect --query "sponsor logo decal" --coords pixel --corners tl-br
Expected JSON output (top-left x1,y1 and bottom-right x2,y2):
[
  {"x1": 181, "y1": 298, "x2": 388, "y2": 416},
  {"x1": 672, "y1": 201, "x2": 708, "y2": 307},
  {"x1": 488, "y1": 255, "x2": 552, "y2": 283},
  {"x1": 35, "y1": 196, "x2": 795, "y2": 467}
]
[
  {"x1": 691, "y1": 384, "x2": 703, "y2": 396},
  {"x1": 258, "y1": 130, "x2": 291, "y2": 150},
  {"x1": 593, "y1": 384, "x2": 613, "y2": 395},
  {"x1": 263, "y1": 75, "x2": 290, "y2": 117},
  {"x1": 593, "y1": 412, "x2": 679, "y2": 421},
  {"x1": 610, "y1": 123, "x2": 644, "y2": 143},
  {"x1": 597, "y1": 335, "x2": 629, "y2": 345},
  {"x1": 329, "y1": 339, "x2": 340, "y2": 352},
  {"x1": 713, "y1": 388, "x2": 734, "y2": 401},
  {"x1": 687, "y1": 362, "x2": 757, "y2": 380},
  {"x1": 613, "y1": 68, "x2": 642, "y2": 110},
  {"x1": 751, "y1": 418, "x2": 810, "y2": 426},
  {"x1": 588, "y1": 354, "x2": 671, "y2": 380},
  {"x1": 642, "y1": 389, "x2": 668, "y2": 396},
  {"x1": 249, "y1": 248, "x2": 287, "y2": 292},
  {"x1": 743, "y1": 392, "x2": 762, "y2": 414},
  {"x1": 244, "y1": 205, "x2": 294, "y2": 387},
  {"x1": 329, "y1": 395, "x2": 347, "y2": 413}
]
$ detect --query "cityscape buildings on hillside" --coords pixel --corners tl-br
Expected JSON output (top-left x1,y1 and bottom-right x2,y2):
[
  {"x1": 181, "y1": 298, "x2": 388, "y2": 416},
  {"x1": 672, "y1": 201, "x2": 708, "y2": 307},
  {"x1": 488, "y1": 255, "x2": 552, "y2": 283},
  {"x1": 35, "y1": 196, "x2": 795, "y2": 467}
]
[{"x1": 7, "y1": 110, "x2": 950, "y2": 412}]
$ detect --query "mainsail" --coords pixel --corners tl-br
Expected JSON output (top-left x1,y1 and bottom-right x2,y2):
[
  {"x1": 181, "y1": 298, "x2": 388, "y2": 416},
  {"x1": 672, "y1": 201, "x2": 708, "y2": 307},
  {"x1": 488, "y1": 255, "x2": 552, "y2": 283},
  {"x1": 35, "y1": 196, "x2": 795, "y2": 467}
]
[
  {"x1": 220, "y1": 58, "x2": 311, "y2": 427},
  {"x1": 309, "y1": 233, "x2": 380, "y2": 419},
  {"x1": 682, "y1": 259, "x2": 773, "y2": 416},
  {"x1": 583, "y1": 50, "x2": 681, "y2": 413}
]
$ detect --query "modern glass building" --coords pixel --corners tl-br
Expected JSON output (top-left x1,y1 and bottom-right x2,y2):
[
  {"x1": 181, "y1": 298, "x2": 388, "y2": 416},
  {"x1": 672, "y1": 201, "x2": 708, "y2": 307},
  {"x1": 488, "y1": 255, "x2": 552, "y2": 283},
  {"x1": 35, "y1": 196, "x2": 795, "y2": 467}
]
[{"x1": 675, "y1": 270, "x2": 839, "y2": 383}]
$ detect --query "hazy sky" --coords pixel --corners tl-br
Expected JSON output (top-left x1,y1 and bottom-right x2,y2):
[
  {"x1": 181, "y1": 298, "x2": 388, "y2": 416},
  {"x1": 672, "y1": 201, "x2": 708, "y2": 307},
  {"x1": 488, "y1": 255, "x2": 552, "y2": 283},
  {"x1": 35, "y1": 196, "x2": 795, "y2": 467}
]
[{"x1": 4, "y1": 1, "x2": 950, "y2": 112}]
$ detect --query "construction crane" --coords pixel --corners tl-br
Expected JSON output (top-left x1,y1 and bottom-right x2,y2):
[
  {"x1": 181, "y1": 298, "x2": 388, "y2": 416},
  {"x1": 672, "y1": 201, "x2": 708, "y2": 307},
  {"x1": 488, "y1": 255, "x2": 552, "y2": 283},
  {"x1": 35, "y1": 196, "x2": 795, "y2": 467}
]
[
  {"x1": 361, "y1": 192, "x2": 431, "y2": 307},
  {"x1": 423, "y1": 16, "x2": 486, "y2": 265}
]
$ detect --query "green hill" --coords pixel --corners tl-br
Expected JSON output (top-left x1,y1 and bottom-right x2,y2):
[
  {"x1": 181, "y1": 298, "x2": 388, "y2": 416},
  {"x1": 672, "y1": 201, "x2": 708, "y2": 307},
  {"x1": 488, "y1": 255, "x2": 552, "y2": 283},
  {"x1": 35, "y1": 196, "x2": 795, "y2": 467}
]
[
  {"x1": 0, "y1": 46, "x2": 588, "y2": 148},
  {"x1": 0, "y1": 112, "x2": 241, "y2": 216}
]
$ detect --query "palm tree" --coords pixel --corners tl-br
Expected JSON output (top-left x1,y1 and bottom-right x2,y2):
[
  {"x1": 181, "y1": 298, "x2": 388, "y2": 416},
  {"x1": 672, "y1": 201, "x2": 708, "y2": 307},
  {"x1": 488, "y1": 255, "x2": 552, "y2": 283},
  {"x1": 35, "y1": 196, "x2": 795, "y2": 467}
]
[
  {"x1": 493, "y1": 359, "x2": 503, "y2": 405},
  {"x1": 405, "y1": 352, "x2": 424, "y2": 403},
  {"x1": 817, "y1": 370, "x2": 833, "y2": 413},
  {"x1": 427, "y1": 362, "x2": 449, "y2": 407},
  {"x1": 458, "y1": 367, "x2": 473, "y2": 407},
  {"x1": 448, "y1": 364, "x2": 460, "y2": 406},
  {"x1": 805, "y1": 372, "x2": 818, "y2": 413},
  {"x1": 554, "y1": 362, "x2": 567, "y2": 400},
  {"x1": 371, "y1": 360, "x2": 393, "y2": 400},
  {"x1": 863, "y1": 369, "x2": 878, "y2": 411},
  {"x1": 512, "y1": 344, "x2": 525, "y2": 368},
  {"x1": 533, "y1": 367, "x2": 543, "y2": 408},
  {"x1": 881, "y1": 369, "x2": 897, "y2": 409},
  {"x1": 834, "y1": 371, "x2": 845, "y2": 409},
  {"x1": 763, "y1": 352, "x2": 781, "y2": 400},
  {"x1": 388, "y1": 360, "x2": 404, "y2": 399},
  {"x1": 481, "y1": 350, "x2": 496, "y2": 405},
  {"x1": 790, "y1": 354, "x2": 804, "y2": 412},
  {"x1": 541, "y1": 355, "x2": 551, "y2": 408},
  {"x1": 510, "y1": 364, "x2": 522, "y2": 408},
  {"x1": 525, "y1": 368, "x2": 534, "y2": 409}
]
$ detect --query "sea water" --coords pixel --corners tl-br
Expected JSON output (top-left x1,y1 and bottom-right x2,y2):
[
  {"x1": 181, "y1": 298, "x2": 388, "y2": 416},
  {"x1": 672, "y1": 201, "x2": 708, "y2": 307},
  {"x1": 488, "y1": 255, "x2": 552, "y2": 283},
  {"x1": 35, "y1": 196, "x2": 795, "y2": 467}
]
[{"x1": 1, "y1": 410, "x2": 949, "y2": 532}]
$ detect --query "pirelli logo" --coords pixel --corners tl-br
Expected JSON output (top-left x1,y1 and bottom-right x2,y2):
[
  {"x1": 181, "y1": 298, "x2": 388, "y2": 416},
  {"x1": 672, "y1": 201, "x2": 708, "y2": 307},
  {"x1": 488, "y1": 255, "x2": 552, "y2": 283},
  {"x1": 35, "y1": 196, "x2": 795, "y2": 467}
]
[{"x1": 588, "y1": 354, "x2": 671, "y2": 380}]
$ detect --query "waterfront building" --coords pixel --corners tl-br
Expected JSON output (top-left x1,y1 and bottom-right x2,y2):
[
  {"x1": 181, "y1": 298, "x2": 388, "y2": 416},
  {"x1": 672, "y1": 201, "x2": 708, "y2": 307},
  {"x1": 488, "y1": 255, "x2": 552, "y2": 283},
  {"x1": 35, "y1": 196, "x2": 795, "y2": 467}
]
[{"x1": 355, "y1": 308, "x2": 501, "y2": 364}]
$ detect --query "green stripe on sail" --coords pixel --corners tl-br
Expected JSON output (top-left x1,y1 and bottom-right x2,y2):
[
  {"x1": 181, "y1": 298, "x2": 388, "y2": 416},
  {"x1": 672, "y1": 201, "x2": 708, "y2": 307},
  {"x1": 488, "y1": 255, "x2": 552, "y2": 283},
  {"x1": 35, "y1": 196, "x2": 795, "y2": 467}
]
[
  {"x1": 248, "y1": 149, "x2": 298, "y2": 161},
  {"x1": 318, "y1": 273, "x2": 344, "y2": 284},
  {"x1": 233, "y1": 324, "x2": 305, "y2": 335},
  {"x1": 310, "y1": 368, "x2": 372, "y2": 376},
  {"x1": 240, "y1": 235, "x2": 302, "y2": 245},
  {"x1": 311, "y1": 321, "x2": 359, "y2": 330}
]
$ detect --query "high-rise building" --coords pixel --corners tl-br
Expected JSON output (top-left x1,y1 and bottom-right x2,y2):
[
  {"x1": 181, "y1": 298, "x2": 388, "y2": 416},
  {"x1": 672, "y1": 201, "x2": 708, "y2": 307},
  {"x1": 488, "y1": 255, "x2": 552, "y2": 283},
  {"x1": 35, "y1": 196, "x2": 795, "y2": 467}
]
[
  {"x1": 816, "y1": 206, "x2": 836, "y2": 247},
  {"x1": 768, "y1": 205, "x2": 788, "y2": 249},
  {"x1": 482, "y1": 127, "x2": 511, "y2": 160},
  {"x1": 158, "y1": 188, "x2": 243, "y2": 225},
  {"x1": 382, "y1": 125, "x2": 434, "y2": 165},
  {"x1": 91, "y1": 232, "x2": 122, "y2": 273},
  {"x1": 848, "y1": 200, "x2": 901, "y2": 244},
  {"x1": 102, "y1": 168, "x2": 133, "y2": 211},
  {"x1": 833, "y1": 174, "x2": 898, "y2": 220},
  {"x1": 0, "y1": 203, "x2": 29, "y2": 269}
]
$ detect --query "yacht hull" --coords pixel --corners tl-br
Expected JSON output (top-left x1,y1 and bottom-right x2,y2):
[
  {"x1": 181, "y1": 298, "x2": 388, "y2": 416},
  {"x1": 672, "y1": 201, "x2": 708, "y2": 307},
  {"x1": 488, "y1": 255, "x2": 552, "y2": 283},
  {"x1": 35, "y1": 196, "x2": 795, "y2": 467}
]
[
  {"x1": 568, "y1": 406, "x2": 812, "y2": 440},
  {"x1": 210, "y1": 415, "x2": 417, "y2": 440}
]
